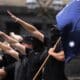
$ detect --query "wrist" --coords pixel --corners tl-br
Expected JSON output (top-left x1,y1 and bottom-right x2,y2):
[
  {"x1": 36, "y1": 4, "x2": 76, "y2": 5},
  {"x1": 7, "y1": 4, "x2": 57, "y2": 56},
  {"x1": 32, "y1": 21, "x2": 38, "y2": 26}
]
[{"x1": 15, "y1": 18, "x2": 19, "y2": 22}]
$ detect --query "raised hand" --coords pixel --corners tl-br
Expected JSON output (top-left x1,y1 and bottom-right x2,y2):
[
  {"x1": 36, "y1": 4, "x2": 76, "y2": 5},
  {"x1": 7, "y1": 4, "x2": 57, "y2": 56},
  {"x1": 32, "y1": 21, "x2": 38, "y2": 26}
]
[
  {"x1": 7, "y1": 10, "x2": 19, "y2": 22},
  {"x1": 48, "y1": 47, "x2": 55, "y2": 56},
  {"x1": 10, "y1": 32, "x2": 23, "y2": 42}
]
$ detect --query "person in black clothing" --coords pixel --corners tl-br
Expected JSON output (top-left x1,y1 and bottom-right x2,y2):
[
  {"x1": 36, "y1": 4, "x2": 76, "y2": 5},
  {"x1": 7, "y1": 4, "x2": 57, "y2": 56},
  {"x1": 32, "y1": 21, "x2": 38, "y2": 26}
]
[
  {"x1": 0, "y1": 31, "x2": 31, "y2": 80},
  {"x1": 0, "y1": 42, "x2": 19, "y2": 80},
  {"x1": 7, "y1": 10, "x2": 65, "y2": 61},
  {"x1": 0, "y1": 31, "x2": 30, "y2": 80},
  {"x1": 8, "y1": 11, "x2": 67, "y2": 80},
  {"x1": 0, "y1": 53, "x2": 15, "y2": 80},
  {"x1": 43, "y1": 27, "x2": 67, "y2": 80},
  {"x1": 10, "y1": 34, "x2": 48, "y2": 80},
  {"x1": 0, "y1": 31, "x2": 47, "y2": 80},
  {"x1": 0, "y1": 41, "x2": 16, "y2": 80}
]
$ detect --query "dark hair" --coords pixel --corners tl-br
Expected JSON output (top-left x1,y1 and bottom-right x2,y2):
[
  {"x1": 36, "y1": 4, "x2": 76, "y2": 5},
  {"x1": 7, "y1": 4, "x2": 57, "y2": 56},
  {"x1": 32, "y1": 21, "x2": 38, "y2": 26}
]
[{"x1": 23, "y1": 36, "x2": 33, "y2": 44}]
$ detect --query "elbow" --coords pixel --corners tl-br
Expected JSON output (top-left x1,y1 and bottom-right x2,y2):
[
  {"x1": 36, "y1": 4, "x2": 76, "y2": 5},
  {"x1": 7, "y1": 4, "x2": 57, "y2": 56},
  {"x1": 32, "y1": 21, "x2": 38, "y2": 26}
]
[
  {"x1": 57, "y1": 56, "x2": 65, "y2": 61},
  {"x1": 52, "y1": 53, "x2": 65, "y2": 62},
  {"x1": 56, "y1": 52, "x2": 65, "y2": 61},
  {"x1": 57, "y1": 51, "x2": 65, "y2": 61}
]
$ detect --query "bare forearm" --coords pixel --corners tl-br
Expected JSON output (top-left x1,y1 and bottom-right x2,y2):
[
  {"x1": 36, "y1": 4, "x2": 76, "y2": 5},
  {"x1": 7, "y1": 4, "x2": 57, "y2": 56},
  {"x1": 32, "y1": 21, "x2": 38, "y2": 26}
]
[
  {"x1": 0, "y1": 42, "x2": 19, "y2": 60},
  {"x1": 16, "y1": 18, "x2": 44, "y2": 41},
  {"x1": 17, "y1": 18, "x2": 37, "y2": 32},
  {"x1": 51, "y1": 51, "x2": 65, "y2": 61},
  {"x1": 6, "y1": 49, "x2": 19, "y2": 60},
  {"x1": 7, "y1": 11, "x2": 35, "y2": 32},
  {"x1": 8, "y1": 11, "x2": 44, "y2": 41},
  {"x1": 48, "y1": 48, "x2": 65, "y2": 61},
  {"x1": 0, "y1": 33, "x2": 18, "y2": 43},
  {"x1": 11, "y1": 43, "x2": 26, "y2": 54},
  {"x1": 0, "y1": 42, "x2": 10, "y2": 51}
]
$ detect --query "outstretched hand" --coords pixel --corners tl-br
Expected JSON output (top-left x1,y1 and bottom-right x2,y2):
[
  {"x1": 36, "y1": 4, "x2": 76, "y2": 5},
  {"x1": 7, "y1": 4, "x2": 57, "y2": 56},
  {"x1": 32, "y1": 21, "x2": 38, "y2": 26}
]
[
  {"x1": 7, "y1": 10, "x2": 19, "y2": 22},
  {"x1": 10, "y1": 32, "x2": 23, "y2": 42},
  {"x1": 0, "y1": 31, "x2": 4, "y2": 35},
  {"x1": 48, "y1": 47, "x2": 55, "y2": 56}
]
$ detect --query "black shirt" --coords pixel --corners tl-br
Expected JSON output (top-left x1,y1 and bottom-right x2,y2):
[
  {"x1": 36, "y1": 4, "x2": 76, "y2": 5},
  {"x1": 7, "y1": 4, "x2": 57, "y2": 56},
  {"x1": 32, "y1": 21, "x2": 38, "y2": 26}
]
[
  {"x1": 14, "y1": 36, "x2": 48, "y2": 80},
  {"x1": 1, "y1": 53, "x2": 16, "y2": 80},
  {"x1": 26, "y1": 37, "x2": 49, "y2": 80}
]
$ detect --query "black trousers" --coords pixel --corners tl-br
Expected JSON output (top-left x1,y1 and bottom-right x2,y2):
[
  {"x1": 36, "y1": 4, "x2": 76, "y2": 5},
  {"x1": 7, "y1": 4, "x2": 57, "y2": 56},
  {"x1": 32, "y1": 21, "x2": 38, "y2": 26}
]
[{"x1": 43, "y1": 57, "x2": 68, "y2": 80}]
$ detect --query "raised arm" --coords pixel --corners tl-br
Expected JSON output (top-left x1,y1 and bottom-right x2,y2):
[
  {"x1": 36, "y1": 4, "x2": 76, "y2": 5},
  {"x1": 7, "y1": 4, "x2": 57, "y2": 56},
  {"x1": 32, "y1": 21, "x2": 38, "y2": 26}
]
[
  {"x1": 7, "y1": 10, "x2": 44, "y2": 42},
  {"x1": 11, "y1": 42, "x2": 26, "y2": 55},
  {"x1": 9, "y1": 32, "x2": 23, "y2": 42},
  {"x1": 0, "y1": 42, "x2": 19, "y2": 60},
  {"x1": 0, "y1": 31, "x2": 27, "y2": 54},
  {"x1": 0, "y1": 31, "x2": 18, "y2": 44}
]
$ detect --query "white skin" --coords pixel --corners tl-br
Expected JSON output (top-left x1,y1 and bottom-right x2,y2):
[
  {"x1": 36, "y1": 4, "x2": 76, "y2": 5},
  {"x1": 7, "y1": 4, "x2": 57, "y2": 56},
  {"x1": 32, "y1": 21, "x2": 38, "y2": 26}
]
[
  {"x1": 0, "y1": 31, "x2": 18, "y2": 44},
  {"x1": 0, "y1": 31, "x2": 28, "y2": 54},
  {"x1": 9, "y1": 32, "x2": 33, "y2": 53},
  {"x1": 0, "y1": 41, "x2": 19, "y2": 60},
  {"x1": 7, "y1": 10, "x2": 65, "y2": 61},
  {"x1": 10, "y1": 32, "x2": 23, "y2": 42},
  {"x1": 48, "y1": 47, "x2": 65, "y2": 61}
]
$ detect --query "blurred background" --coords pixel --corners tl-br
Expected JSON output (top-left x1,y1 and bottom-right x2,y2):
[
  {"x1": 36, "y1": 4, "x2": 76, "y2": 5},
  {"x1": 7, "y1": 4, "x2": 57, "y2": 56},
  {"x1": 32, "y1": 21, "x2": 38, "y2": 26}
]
[{"x1": 0, "y1": 0, "x2": 80, "y2": 80}]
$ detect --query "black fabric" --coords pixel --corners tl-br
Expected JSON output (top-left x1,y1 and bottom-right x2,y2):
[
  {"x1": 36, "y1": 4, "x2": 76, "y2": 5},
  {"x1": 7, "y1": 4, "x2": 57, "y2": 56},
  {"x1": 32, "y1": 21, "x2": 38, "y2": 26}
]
[
  {"x1": 3, "y1": 63, "x2": 15, "y2": 80},
  {"x1": 43, "y1": 48, "x2": 67, "y2": 80},
  {"x1": 25, "y1": 51, "x2": 43, "y2": 80},
  {"x1": 62, "y1": 30, "x2": 80, "y2": 62},
  {"x1": 50, "y1": 26, "x2": 61, "y2": 46},
  {"x1": 24, "y1": 37, "x2": 48, "y2": 80},
  {"x1": 24, "y1": 36, "x2": 67, "y2": 80},
  {"x1": 2, "y1": 54, "x2": 17, "y2": 67},
  {"x1": 23, "y1": 36, "x2": 46, "y2": 52},
  {"x1": 43, "y1": 57, "x2": 67, "y2": 80},
  {"x1": 0, "y1": 53, "x2": 16, "y2": 80},
  {"x1": 15, "y1": 57, "x2": 28, "y2": 80}
]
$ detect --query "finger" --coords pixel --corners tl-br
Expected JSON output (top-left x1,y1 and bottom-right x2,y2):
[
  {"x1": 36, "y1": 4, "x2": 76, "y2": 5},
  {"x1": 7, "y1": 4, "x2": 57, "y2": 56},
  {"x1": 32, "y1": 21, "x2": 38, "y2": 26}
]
[
  {"x1": 7, "y1": 10, "x2": 13, "y2": 16},
  {"x1": 51, "y1": 47, "x2": 55, "y2": 50}
]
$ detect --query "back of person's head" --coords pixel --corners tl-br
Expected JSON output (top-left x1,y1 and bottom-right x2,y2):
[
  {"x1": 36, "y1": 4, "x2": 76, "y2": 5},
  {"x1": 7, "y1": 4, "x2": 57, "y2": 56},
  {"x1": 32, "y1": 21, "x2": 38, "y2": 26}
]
[{"x1": 23, "y1": 36, "x2": 33, "y2": 44}]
